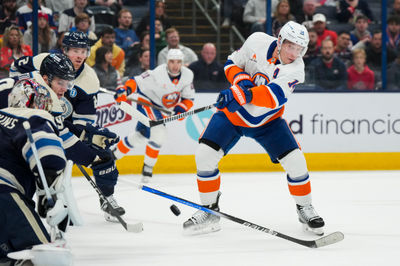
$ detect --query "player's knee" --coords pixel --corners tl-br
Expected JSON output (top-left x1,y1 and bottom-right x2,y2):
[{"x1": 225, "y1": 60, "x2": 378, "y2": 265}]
[
  {"x1": 195, "y1": 143, "x2": 224, "y2": 172},
  {"x1": 279, "y1": 149, "x2": 308, "y2": 179},
  {"x1": 149, "y1": 125, "x2": 167, "y2": 146}
]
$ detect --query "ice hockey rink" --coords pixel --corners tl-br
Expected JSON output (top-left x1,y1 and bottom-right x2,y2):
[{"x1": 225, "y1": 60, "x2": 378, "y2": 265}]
[{"x1": 65, "y1": 170, "x2": 400, "y2": 266}]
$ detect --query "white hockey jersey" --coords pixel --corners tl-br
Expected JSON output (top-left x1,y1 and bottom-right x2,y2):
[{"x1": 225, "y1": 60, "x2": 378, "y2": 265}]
[
  {"x1": 223, "y1": 32, "x2": 305, "y2": 128},
  {"x1": 125, "y1": 64, "x2": 195, "y2": 112}
]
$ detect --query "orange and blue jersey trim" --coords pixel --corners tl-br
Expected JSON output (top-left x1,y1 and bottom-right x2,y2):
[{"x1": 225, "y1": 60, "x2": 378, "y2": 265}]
[{"x1": 221, "y1": 106, "x2": 284, "y2": 128}]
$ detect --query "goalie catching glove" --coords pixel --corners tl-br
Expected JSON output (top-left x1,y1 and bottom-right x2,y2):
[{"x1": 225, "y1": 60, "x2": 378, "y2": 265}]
[{"x1": 80, "y1": 122, "x2": 120, "y2": 150}]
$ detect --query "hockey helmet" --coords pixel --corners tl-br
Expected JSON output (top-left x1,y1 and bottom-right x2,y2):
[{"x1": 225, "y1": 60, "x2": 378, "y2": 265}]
[
  {"x1": 62, "y1": 31, "x2": 90, "y2": 50},
  {"x1": 8, "y1": 79, "x2": 53, "y2": 111},
  {"x1": 167, "y1": 48, "x2": 184, "y2": 61},
  {"x1": 40, "y1": 53, "x2": 75, "y2": 86},
  {"x1": 278, "y1": 21, "x2": 309, "y2": 57}
]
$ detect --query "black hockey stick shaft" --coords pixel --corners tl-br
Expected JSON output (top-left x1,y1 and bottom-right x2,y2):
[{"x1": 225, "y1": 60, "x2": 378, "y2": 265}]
[
  {"x1": 136, "y1": 184, "x2": 344, "y2": 248},
  {"x1": 76, "y1": 164, "x2": 130, "y2": 231},
  {"x1": 149, "y1": 102, "x2": 218, "y2": 127}
]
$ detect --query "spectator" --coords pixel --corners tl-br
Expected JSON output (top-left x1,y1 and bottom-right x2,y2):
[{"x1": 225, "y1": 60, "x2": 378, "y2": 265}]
[
  {"x1": 91, "y1": 0, "x2": 123, "y2": 22},
  {"x1": 44, "y1": 0, "x2": 74, "y2": 14},
  {"x1": 125, "y1": 48, "x2": 150, "y2": 77},
  {"x1": 347, "y1": 48, "x2": 374, "y2": 90},
  {"x1": 287, "y1": 0, "x2": 304, "y2": 21},
  {"x1": 386, "y1": 15, "x2": 400, "y2": 51},
  {"x1": 87, "y1": 27, "x2": 125, "y2": 76},
  {"x1": 136, "y1": 0, "x2": 171, "y2": 37},
  {"x1": 303, "y1": 28, "x2": 320, "y2": 66},
  {"x1": 23, "y1": 11, "x2": 56, "y2": 53},
  {"x1": 296, "y1": 0, "x2": 317, "y2": 30},
  {"x1": 143, "y1": 18, "x2": 167, "y2": 55},
  {"x1": 221, "y1": 0, "x2": 248, "y2": 27},
  {"x1": 390, "y1": 0, "x2": 400, "y2": 17},
  {"x1": 271, "y1": 0, "x2": 295, "y2": 36},
  {"x1": 71, "y1": 13, "x2": 97, "y2": 43},
  {"x1": 188, "y1": 43, "x2": 229, "y2": 92},
  {"x1": 387, "y1": 51, "x2": 400, "y2": 90},
  {"x1": 125, "y1": 30, "x2": 150, "y2": 72},
  {"x1": 243, "y1": 0, "x2": 278, "y2": 34},
  {"x1": 157, "y1": 27, "x2": 198, "y2": 66},
  {"x1": 49, "y1": 31, "x2": 66, "y2": 54},
  {"x1": 58, "y1": 0, "x2": 95, "y2": 33},
  {"x1": 313, "y1": 13, "x2": 337, "y2": 47},
  {"x1": 336, "y1": 0, "x2": 374, "y2": 24},
  {"x1": 349, "y1": 15, "x2": 371, "y2": 46},
  {"x1": 334, "y1": 31, "x2": 352, "y2": 67},
  {"x1": 0, "y1": 25, "x2": 32, "y2": 78},
  {"x1": 308, "y1": 39, "x2": 347, "y2": 90},
  {"x1": 93, "y1": 46, "x2": 123, "y2": 91},
  {"x1": 16, "y1": 0, "x2": 56, "y2": 32},
  {"x1": 0, "y1": 0, "x2": 18, "y2": 35},
  {"x1": 115, "y1": 9, "x2": 139, "y2": 58}
]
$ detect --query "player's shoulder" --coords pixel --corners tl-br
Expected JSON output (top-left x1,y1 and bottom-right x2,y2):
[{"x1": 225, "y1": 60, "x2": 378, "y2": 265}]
[
  {"x1": 33, "y1": 53, "x2": 49, "y2": 70},
  {"x1": 181, "y1": 66, "x2": 194, "y2": 80},
  {"x1": 1, "y1": 108, "x2": 55, "y2": 126},
  {"x1": 247, "y1": 32, "x2": 276, "y2": 45},
  {"x1": 74, "y1": 63, "x2": 100, "y2": 95}
]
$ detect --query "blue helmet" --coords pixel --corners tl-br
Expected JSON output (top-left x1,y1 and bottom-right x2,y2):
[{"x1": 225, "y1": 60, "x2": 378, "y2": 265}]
[
  {"x1": 40, "y1": 53, "x2": 75, "y2": 82},
  {"x1": 62, "y1": 31, "x2": 90, "y2": 50}
]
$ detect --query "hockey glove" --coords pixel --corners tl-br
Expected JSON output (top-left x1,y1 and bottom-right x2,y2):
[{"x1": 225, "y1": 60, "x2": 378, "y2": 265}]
[
  {"x1": 217, "y1": 84, "x2": 253, "y2": 113},
  {"x1": 91, "y1": 151, "x2": 119, "y2": 188},
  {"x1": 114, "y1": 86, "x2": 131, "y2": 103},
  {"x1": 173, "y1": 105, "x2": 186, "y2": 121},
  {"x1": 80, "y1": 123, "x2": 120, "y2": 150},
  {"x1": 236, "y1": 79, "x2": 255, "y2": 91}
]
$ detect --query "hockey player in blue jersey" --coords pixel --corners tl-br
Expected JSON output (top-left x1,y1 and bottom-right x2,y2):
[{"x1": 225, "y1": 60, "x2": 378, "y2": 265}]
[
  {"x1": 0, "y1": 79, "x2": 73, "y2": 265},
  {"x1": 183, "y1": 21, "x2": 325, "y2": 236},
  {"x1": 6, "y1": 48, "x2": 125, "y2": 222}
]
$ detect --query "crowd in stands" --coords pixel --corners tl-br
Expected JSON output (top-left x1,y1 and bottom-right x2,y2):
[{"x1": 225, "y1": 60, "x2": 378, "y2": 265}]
[{"x1": 0, "y1": 0, "x2": 398, "y2": 91}]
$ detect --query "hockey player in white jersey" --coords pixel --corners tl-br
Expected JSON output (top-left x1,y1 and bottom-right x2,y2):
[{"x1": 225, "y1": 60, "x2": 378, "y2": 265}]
[
  {"x1": 183, "y1": 21, "x2": 325, "y2": 236},
  {"x1": 9, "y1": 32, "x2": 126, "y2": 222},
  {"x1": 0, "y1": 79, "x2": 74, "y2": 266},
  {"x1": 114, "y1": 49, "x2": 195, "y2": 183}
]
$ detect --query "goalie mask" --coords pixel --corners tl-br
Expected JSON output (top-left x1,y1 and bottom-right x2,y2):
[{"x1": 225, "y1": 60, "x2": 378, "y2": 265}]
[{"x1": 8, "y1": 79, "x2": 53, "y2": 111}]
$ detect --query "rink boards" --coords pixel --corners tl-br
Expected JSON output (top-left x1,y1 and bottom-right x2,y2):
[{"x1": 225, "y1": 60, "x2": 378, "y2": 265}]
[{"x1": 72, "y1": 92, "x2": 400, "y2": 175}]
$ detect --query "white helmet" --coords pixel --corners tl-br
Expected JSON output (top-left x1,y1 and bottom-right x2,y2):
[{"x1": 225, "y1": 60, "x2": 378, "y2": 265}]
[
  {"x1": 8, "y1": 79, "x2": 53, "y2": 111},
  {"x1": 278, "y1": 21, "x2": 309, "y2": 56},
  {"x1": 167, "y1": 48, "x2": 184, "y2": 61}
]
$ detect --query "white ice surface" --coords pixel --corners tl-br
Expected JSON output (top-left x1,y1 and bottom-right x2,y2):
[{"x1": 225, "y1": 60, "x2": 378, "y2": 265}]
[{"x1": 65, "y1": 171, "x2": 400, "y2": 266}]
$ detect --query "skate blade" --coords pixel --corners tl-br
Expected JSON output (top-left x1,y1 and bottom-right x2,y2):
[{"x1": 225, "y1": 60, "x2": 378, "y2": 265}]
[
  {"x1": 183, "y1": 223, "x2": 221, "y2": 236},
  {"x1": 302, "y1": 223, "x2": 324, "y2": 236}
]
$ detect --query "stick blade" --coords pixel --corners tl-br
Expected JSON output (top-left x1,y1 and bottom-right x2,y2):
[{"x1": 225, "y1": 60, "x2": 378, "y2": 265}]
[
  {"x1": 119, "y1": 101, "x2": 150, "y2": 127},
  {"x1": 314, "y1": 231, "x2": 344, "y2": 248},
  {"x1": 127, "y1": 222, "x2": 144, "y2": 233}
]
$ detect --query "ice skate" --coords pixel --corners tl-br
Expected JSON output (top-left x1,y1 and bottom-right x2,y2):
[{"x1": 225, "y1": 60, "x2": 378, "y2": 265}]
[
  {"x1": 100, "y1": 195, "x2": 125, "y2": 222},
  {"x1": 183, "y1": 193, "x2": 221, "y2": 235},
  {"x1": 141, "y1": 164, "x2": 153, "y2": 183},
  {"x1": 296, "y1": 204, "x2": 325, "y2": 236}
]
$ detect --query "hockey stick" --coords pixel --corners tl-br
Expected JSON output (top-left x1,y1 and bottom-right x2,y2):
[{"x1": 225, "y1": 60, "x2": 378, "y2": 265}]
[
  {"x1": 130, "y1": 182, "x2": 344, "y2": 248},
  {"x1": 99, "y1": 87, "x2": 172, "y2": 115},
  {"x1": 76, "y1": 164, "x2": 143, "y2": 233},
  {"x1": 120, "y1": 100, "x2": 218, "y2": 128},
  {"x1": 23, "y1": 121, "x2": 54, "y2": 207}
]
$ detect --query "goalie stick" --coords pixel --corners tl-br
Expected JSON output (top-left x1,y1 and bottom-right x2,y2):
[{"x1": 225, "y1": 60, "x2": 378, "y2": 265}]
[
  {"x1": 76, "y1": 164, "x2": 143, "y2": 233},
  {"x1": 98, "y1": 87, "x2": 173, "y2": 115},
  {"x1": 128, "y1": 182, "x2": 344, "y2": 248},
  {"x1": 120, "y1": 100, "x2": 218, "y2": 128}
]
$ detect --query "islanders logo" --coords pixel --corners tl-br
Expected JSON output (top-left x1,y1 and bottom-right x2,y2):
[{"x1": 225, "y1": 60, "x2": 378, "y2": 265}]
[{"x1": 162, "y1": 92, "x2": 181, "y2": 108}]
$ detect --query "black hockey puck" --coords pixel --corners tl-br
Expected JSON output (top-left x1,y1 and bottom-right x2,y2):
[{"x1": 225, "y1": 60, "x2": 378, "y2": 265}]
[{"x1": 170, "y1": 204, "x2": 181, "y2": 216}]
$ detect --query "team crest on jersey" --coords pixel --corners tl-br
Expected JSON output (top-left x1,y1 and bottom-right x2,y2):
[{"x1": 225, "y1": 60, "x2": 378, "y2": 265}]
[
  {"x1": 69, "y1": 87, "x2": 77, "y2": 98},
  {"x1": 60, "y1": 97, "x2": 73, "y2": 119},
  {"x1": 162, "y1": 91, "x2": 181, "y2": 108}
]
